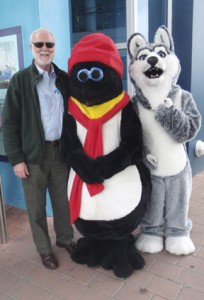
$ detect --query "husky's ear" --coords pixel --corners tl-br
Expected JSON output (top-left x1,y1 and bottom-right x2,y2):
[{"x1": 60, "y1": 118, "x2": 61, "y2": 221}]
[
  {"x1": 154, "y1": 25, "x2": 174, "y2": 52},
  {"x1": 127, "y1": 33, "x2": 147, "y2": 59}
]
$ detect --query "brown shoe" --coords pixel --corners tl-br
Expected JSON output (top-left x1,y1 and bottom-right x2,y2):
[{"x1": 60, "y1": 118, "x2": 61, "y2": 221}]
[
  {"x1": 40, "y1": 253, "x2": 59, "y2": 269},
  {"x1": 56, "y1": 241, "x2": 76, "y2": 254}
]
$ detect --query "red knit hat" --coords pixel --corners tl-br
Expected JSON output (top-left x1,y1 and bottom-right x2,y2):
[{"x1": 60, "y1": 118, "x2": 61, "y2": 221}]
[{"x1": 68, "y1": 33, "x2": 123, "y2": 78}]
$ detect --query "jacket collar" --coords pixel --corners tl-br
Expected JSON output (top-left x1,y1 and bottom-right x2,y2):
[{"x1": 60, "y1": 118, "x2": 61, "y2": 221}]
[{"x1": 31, "y1": 59, "x2": 61, "y2": 77}]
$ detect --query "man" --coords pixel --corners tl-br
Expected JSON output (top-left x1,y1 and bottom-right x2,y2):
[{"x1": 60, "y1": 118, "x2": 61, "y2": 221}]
[{"x1": 2, "y1": 28, "x2": 75, "y2": 269}]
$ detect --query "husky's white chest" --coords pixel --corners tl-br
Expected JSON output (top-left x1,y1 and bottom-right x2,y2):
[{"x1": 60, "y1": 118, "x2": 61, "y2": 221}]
[{"x1": 137, "y1": 97, "x2": 187, "y2": 176}]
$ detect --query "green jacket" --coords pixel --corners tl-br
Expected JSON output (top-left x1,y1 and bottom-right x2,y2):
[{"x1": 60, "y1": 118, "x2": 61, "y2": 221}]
[{"x1": 2, "y1": 60, "x2": 69, "y2": 166}]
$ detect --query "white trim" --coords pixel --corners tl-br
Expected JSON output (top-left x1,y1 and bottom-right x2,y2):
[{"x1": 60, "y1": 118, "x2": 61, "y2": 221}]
[
  {"x1": 126, "y1": 0, "x2": 138, "y2": 37},
  {"x1": 126, "y1": 0, "x2": 138, "y2": 96},
  {"x1": 116, "y1": 43, "x2": 127, "y2": 50},
  {"x1": 167, "y1": 0, "x2": 173, "y2": 33},
  {"x1": 125, "y1": 0, "x2": 149, "y2": 96}
]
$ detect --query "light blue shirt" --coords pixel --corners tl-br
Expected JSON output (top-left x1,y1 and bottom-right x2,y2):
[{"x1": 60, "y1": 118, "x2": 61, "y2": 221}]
[{"x1": 36, "y1": 64, "x2": 64, "y2": 141}]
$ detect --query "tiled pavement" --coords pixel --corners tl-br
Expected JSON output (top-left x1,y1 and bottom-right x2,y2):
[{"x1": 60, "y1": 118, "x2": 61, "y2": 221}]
[{"x1": 0, "y1": 172, "x2": 204, "y2": 300}]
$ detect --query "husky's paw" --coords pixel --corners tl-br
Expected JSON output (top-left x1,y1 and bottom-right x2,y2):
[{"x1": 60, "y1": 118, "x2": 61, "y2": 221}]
[
  {"x1": 146, "y1": 154, "x2": 157, "y2": 168},
  {"x1": 136, "y1": 234, "x2": 164, "y2": 253},
  {"x1": 164, "y1": 97, "x2": 173, "y2": 108},
  {"x1": 165, "y1": 236, "x2": 195, "y2": 255}
]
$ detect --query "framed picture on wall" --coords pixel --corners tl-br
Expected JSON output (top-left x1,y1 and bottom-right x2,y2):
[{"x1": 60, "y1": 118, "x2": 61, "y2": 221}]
[{"x1": 0, "y1": 26, "x2": 24, "y2": 160}]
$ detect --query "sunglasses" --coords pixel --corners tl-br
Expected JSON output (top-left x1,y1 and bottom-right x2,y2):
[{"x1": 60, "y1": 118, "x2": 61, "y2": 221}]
[{"x1": 31, "y1": 42, "x2": 55, "y2": 48}]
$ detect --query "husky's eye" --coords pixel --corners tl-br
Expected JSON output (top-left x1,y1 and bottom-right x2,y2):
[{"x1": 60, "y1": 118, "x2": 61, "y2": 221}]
[
  {"x1": 138, "y1": 54, "x2": 147, "y2": 61},
  {"x1": 158, "y1": 51, "x2": 166, "y2": 58}
]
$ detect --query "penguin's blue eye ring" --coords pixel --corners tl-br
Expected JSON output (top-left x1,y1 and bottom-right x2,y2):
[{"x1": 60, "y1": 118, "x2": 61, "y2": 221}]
[{"x1": 77, "y1": 67, "x2": 104, "y2": 83}]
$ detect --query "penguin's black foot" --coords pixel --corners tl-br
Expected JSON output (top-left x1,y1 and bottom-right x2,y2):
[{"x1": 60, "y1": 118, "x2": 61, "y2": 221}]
[
  {"x1": 71, "y1": 237, "x2": 94, "y2": 264},
  {"x1": 101, "y1": 235, "x2": 145, "y2": 278},
  {"x1": 71, "y1": 237, "x2": 110, "y2": 266},
  {"x1": 71, "y1": 235, "x2": 145, "y2": 278}
]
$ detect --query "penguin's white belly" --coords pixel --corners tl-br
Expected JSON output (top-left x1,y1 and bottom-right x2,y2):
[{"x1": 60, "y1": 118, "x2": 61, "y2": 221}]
[
  {"x1": 68, "y1": 112, "x2": 142, "y2": 221},
  {"x1": 68, "y1": 166, "x2": 141, "y2": 220}
]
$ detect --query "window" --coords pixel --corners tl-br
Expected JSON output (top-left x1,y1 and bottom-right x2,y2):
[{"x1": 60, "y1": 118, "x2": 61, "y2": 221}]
[{"x1": 71, "y1": 0, "x2": 126, "y2": 45}]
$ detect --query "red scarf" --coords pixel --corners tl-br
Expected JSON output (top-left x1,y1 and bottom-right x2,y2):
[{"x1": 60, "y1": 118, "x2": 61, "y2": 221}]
[{"x1": 68, "y1": 92, "x2": 130, "y2": 223}]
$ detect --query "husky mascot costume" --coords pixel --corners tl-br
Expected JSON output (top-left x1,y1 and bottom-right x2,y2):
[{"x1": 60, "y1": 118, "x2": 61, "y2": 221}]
[
  {"x1": 127, "y1": 25, "x2": 201, "y2": 255},
  {"x1": 61, "y1": 33, "x2": 151, "y2": 278}
]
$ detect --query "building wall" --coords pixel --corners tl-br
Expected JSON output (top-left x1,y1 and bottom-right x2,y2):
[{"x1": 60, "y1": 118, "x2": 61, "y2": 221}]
[
  {"x1": 0, "y1": 0, "x2": 39, "y2": 67},
  {"x1": 189, "y1": 0, "x2": 204, "y2": 174},
  {"x1": 1, "y1": 0, "x2": 204, "y2": 213}
]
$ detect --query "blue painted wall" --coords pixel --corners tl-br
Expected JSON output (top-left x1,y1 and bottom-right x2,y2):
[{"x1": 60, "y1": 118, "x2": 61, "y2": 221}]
[
  {"x1": 0, "y1": 0, "x2": 71, "y2": 214},
  {"x1": 0, "y1": 161, "x2": 25, "y2": 209},
  {"x1": 172, "y1": 0, "x2": 193, "y2": 91},
  {"x1": 38, "y1": 0, "x2": 71, "y2": 71},
  {"x1": 0, "y1": 0, "x2": 71, "y2": 70},
  {"x1": 0, "y1": 0, "x2": 39, "y2": 68},
  {"x1": 171, "y1": 0, "x2": 204, "y2": 175},
  {"x1": 189, "y1": 0, "x2": 204, "y2": 175}
]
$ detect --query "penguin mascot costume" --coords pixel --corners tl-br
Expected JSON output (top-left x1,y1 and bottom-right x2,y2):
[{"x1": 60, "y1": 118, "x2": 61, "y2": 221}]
[{"x1": 61, "y1": 33, "x2": 151, "y2": 278}]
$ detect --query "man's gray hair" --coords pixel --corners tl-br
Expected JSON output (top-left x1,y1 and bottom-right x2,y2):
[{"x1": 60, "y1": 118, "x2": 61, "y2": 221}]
[{"x1": 29, "y1": 28, "x2": 55, "y2": 43}]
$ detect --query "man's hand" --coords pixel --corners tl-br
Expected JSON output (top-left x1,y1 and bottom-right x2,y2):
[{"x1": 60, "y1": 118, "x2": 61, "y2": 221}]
[{"x1": 13, "y1": 162, "x2": 29, "y2": 179}]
